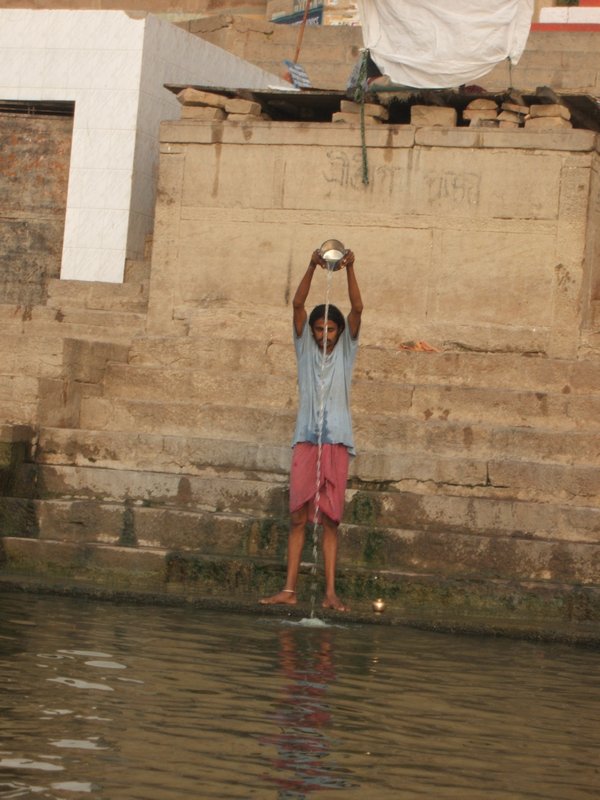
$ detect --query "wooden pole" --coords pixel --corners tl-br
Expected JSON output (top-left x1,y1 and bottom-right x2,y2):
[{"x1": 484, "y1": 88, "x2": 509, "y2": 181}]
[{"x1": 293, "y1": 0, "x2": 312, "y2": 64}]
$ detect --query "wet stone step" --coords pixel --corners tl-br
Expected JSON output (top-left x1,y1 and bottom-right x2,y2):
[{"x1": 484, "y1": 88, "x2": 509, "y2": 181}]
[
  {"x1": 340, "y1": 523, "x2": 600, "y2": 585},
  {"x1": 7, "y1": 500, "x2": 600, "y2": 586},
  {"x1": 3, "y1": 536, "x2": 600, "y2": 624},
  {"x1": 345, "y1": 488, "x2": 600, "y2": 542}
]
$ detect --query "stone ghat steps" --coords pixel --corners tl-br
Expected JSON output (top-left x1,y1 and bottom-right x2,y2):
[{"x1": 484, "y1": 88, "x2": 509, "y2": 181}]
[
  {"x1": 98, "y1": 361, "x2": 600, "y2": 430},
  {"x1": 3, "y1": 497, "x2": 600, "y2": 586},
  {"x1": 27, "y1": 462, "x2": 600, "y2": 545},
  {"x1": 129, "y1": 335, "x2": 600, "y2": 394}
]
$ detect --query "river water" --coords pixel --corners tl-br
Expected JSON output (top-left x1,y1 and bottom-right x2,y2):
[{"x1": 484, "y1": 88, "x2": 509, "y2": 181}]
[{"x1": 1, "y1": 591, "x2": 598, "y2": 800}]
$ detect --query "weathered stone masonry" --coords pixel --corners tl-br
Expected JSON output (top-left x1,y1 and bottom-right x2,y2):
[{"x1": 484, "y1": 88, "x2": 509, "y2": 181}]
[{"x1": 1, "y1": 103, "x2": 600, "y2": 630}]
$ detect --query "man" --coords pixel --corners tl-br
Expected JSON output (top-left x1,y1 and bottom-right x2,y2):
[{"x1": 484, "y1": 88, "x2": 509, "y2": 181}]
[{"x1": 260, "y1": 247, "x2": 363, "y2": 612}]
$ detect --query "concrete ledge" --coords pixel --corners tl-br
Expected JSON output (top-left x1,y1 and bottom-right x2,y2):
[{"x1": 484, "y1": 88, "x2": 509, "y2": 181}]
[
  {"x1": 161, "y1": 120, "x2": 598, "y2": 153},
  {"x1": 415, "y1": 127, "x2": 597, "y2": 151},
  {"x1": 2, "y1": 563, "x2": 600, "y2": 646},
  {"x1": 160, "y1": 119, "x2": 417, "y2": 148}
]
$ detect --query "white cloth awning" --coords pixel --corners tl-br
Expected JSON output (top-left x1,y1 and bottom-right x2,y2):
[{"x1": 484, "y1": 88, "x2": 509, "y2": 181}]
[{"x1": 357, "y1": 0, "x2": 534, "y2": 89}]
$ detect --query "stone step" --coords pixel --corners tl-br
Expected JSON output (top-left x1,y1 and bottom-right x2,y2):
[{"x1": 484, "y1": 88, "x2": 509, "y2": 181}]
[
  {"x1": 129, "y1": 336, "x2": 600, "y2": 394},
  {"x1": 33, "y1": 437, "x2": 600, "y2": 505},
  {"x1": 0, "y1": 334, "x2": 64, "y2": 378},
  {"x1": 36, "y1": 425, "x2": 600, "y2": 478},
  {"x1": 79, "y1": 386, "x2": 600, "y2": 461},
  {"x1": 36, "y1": 463, "x2": 288, "y2": 516},
  {"x1": 0, "y1": 304, "x2": 146, "y2": 340},
  {"x1": 0, "y1": 374, "x2": 38, "y2": 403},
  {"x1": 5, "y1": 498, "x2": 600, "y2": 585},
  {"x1": 31, "y1": 463, "x2": 600, "y2": 542},
  {"x1": 37, "y1": 427, "x2": 293, "y2": 474},
  {"x1": 46, "y1": 278, "x2": 149, "y2": 313},
  {"x1": 101, "y1": 359, "x2": 600, "y2": 428},
  {"x1": 0, "y1": 400, "x2": 37, "y2": 426},
  {"x1": 78, "y1": 396, "x2": 293, "y2": 440},
  {"x1": 103, "y1": 363, "x2": 414, "y2": 416}
]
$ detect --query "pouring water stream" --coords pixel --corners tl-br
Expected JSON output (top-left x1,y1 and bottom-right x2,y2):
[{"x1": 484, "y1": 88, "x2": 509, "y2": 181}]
[{"x1": 307, "y1": 261, "x2": 335, "y2": 620}]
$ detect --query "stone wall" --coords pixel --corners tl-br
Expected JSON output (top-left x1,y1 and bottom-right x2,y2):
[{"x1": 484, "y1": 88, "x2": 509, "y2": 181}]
[
  {"x1": 149, "y1": 118, "x2": 599, "y2": 360},
  {"x1": 0, "y1": 112, "x2": 72, "y2": 306},
  {"x1": 186, "y1": 18, "x2": 600, "y2": 94}
]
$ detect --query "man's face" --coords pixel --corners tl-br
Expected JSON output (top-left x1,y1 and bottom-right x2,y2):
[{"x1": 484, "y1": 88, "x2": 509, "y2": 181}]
[{"x1": 311, "y1": 318, "x2": 340, "y2": 354}]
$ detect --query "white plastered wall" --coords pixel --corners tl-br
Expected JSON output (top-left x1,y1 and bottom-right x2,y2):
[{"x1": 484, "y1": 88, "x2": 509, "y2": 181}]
[{"x1": 0, "y1": 10, "x2": 291, "y2": 283}]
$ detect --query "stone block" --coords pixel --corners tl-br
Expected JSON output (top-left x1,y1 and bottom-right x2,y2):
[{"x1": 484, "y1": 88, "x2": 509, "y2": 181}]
[
  {"x1": 498, "y1": 110, "x2": 523, "y2": 123},
  {"x1": 224, "y1": 98, "x2": 261, "y2": 116},
  {"x1": 331, "y1": 112, "x2": 381, "y2": 125},
  {"x1": 469, "y1": 119, "x2": 499, "y2": 128},
  {"x1": 530, "y1": 104, "x2": 571, "y2": 120},
  {"x1": 227, "y1": 114, "x2": 261, "y2": 123},
  {"x1": 37, "y1": 499, "x2": 122, "y2": 544},
  {"x1": 340, "y1": 100, "x2": 389, "y2": 120},
  {"x1": 176, "y1": 87, "x2": 228, "y2": 108},
  {"x1": 465, "y1": 98, "x2": 498, "y2": 110},
  {"x1": 524, "y1": 117, "x2": 573, "y2": 130},
  {"x1": 410, "y1": 106, "x2": 457, "y2": 127},
  {"x1": 502, "y1": 102, "x2": 530, "y2": 115},
  {"x1": 37, "y1": 378, "x2": 81, "y2": 429},
  {"x1": 181, "y1": 106, "x2": 226, "y2": 121},
  {"x1": 463, "y1": 109, "x2": 498, "y2": 121},
  {"x1": 499, "y1": 121, "x2": 519, "y2": 129}
]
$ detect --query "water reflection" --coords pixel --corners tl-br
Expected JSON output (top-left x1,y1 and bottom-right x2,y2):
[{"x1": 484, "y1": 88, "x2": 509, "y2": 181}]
[
  {"x1": 262, "y1": 627, "x2": 355, "y2": 797},
  {"x1": 1, "y1": 592, "x2": 599, "y2": 799}
]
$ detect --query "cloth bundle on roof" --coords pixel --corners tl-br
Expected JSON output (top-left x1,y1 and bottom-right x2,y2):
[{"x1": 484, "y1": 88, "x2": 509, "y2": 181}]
[{"x1": 357, "y1": 0, "x2": 534, "y2": 89}]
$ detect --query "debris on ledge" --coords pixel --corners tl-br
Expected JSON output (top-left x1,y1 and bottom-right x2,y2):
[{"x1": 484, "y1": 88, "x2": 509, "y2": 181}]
[{"x1": 167, "y1": 84, "x2": 600, "y2": 132}]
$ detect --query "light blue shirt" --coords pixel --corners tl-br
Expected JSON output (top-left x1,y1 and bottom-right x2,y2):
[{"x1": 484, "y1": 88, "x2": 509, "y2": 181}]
[{"x1": 291, "y1": 318, "x2": 359, "y2": 455}]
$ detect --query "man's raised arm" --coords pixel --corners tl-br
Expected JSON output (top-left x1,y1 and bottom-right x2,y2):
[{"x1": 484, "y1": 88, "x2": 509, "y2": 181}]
[
  {"x1": 293, "y1": 250, "x2": 325, "y2": 337},
  {"x1": 341, "y1": 250, "x2": 363, "y2": 339}
]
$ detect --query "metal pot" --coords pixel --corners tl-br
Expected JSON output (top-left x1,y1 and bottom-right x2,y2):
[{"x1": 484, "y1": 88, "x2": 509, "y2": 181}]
[{"x1": 319, "y1": 239, "x2": 346, "y2": 270}]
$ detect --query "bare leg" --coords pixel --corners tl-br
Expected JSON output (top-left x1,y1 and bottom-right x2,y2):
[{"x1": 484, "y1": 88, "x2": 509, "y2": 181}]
[
  {"x1": 321, "y1": 514, "x2": 349, "y2": 611},
  {"x1": 260, "y1": 506, "x2": 308, "y2": 605}
]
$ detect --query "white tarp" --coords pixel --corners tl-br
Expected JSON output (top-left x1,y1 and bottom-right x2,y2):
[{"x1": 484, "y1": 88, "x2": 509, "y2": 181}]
[{"x1": 357, "y1": 0, "x2": 534, "y2": 89}]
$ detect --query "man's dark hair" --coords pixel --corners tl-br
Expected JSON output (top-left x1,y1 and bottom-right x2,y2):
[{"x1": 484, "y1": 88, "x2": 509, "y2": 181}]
[{"x1": 309, "y1": 304, "x2": 345, "y2": 333}]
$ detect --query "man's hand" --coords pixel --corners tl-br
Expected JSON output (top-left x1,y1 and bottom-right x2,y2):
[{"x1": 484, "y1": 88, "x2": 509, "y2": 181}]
[
  {"x1": 310, "y1": 249, "x2": 327, "y2": 269},
  {"x1": 339, "y1": 250, "x2": 355, "y2": 270}
]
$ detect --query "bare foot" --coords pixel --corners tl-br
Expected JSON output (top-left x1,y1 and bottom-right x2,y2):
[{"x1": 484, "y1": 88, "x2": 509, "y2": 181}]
[
  {"x1": 259, "y1": 589, "x2": 297, "y2": 606},
  {"x1": 322, "y1": 594, "x2": 350, "y2": 612}
]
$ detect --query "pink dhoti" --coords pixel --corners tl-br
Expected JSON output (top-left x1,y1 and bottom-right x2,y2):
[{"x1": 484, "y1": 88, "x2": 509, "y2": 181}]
[{"x1": 289, "y1": 442, "x2": 350, "y2": 524}]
